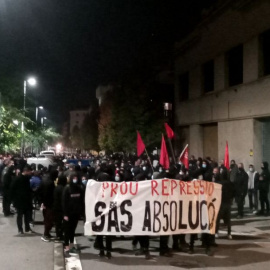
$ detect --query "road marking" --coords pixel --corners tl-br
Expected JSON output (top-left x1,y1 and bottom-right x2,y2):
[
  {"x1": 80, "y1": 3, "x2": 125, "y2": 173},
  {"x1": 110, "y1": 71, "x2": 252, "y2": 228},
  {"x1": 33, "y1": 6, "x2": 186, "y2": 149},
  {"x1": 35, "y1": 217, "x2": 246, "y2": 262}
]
[{"x1": 65, "y1": 239, "x2": 82, "y2": 270}]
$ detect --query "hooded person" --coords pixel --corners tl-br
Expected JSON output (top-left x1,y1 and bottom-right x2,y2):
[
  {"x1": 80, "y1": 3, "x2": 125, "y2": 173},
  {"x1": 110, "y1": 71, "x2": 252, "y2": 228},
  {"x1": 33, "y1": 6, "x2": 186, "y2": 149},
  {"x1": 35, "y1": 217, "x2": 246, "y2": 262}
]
[
  {"x1": 10, "y1": 166, "x2": 33, "y2": 234},
  {"x1": 39, "y1": 168, "x2": 56, "y2": 242},
  {"x1": 53, "y1": 175, "x2": 67, "y2": 242},
  {"x1": 93, "y1": 171, "x2": 114, "y2": 258},
  {"x1": 2, "y1": 161, "x2": 15, "y2": 216},
  {"x1": 261, "y1": 162, "x2": 270, "y2": 183},
  {"x1": 257, "y1": 174, "x2": 270, "y2": 216},
  {"x1": 234, "y1": 163, "x2": 248, "y2": 218},
  {"x1": 62, "y1": 174, "x2": 84, "y2": 256}
]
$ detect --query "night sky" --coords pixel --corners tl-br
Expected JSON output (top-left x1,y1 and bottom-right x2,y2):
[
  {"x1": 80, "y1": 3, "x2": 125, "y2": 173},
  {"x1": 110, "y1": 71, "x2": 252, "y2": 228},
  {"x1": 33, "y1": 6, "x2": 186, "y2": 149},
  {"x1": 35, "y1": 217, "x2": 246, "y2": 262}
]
[{"x1": 0, "y1": 0, "x2": 215, "y2": 130}]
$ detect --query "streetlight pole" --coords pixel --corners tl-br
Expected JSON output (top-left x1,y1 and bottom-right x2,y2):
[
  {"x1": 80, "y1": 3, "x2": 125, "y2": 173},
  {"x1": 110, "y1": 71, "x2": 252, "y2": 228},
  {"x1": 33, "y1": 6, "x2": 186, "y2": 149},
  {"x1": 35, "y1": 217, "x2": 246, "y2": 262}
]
[
  {"x1": 36, "y1": 106, "x2": 43, "y2": 122},
  {"x1": 21, "y1": 78, "x2": 37, "y2": 157},
  {"x1": 21, "y1": 80, "x2": 27, "y2": 157},
  {"x1": 41, "y1": 116, "x2": 47, "y2": 126}
]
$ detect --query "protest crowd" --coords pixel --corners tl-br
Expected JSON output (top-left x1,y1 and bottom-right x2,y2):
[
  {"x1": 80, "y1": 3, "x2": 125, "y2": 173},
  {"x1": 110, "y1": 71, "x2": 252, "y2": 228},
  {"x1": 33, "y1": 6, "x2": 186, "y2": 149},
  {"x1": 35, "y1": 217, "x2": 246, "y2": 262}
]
[{"x1": 0, "y1": 150, "x2": 269, "y2": 260}]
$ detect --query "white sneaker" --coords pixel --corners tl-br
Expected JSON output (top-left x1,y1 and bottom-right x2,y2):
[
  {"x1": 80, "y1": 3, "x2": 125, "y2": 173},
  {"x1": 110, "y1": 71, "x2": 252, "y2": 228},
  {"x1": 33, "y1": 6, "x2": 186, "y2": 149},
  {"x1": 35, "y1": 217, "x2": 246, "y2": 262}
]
[
  {"x1": 227, "y1": 234, "x2": 232, "y2": 240},
  {"x1": 253, "y1": 210, "x2": 258, "y2": 214}
]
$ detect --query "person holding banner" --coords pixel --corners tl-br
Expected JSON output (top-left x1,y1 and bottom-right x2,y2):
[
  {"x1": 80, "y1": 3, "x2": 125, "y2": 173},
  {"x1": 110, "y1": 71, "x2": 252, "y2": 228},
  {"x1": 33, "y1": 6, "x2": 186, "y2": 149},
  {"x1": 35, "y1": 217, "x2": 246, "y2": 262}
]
[
  {"x1": 215, "y1": 167, "x2": 235, "y2": 240},
  {"x1": 133, "y1": 173, "x2": 151, "y2": 260}
]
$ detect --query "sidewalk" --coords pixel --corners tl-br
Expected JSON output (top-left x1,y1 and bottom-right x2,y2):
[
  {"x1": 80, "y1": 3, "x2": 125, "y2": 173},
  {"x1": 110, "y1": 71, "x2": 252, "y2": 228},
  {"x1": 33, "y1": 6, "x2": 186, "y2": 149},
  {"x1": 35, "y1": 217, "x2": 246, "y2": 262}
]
[{"x1": 0, "y1": 197, "x2": 64, "y2": 270}]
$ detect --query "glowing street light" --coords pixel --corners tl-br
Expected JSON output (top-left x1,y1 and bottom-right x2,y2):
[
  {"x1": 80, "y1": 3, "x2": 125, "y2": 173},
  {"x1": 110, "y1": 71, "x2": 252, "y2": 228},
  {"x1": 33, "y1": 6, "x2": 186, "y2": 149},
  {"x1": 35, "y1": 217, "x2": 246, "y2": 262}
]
[
  {"x1": 56, "y1": 143, "x2": 62, "y2": 153},
  {"x1": 27, "y1": 78, "x2": 37, "y2": 86}
]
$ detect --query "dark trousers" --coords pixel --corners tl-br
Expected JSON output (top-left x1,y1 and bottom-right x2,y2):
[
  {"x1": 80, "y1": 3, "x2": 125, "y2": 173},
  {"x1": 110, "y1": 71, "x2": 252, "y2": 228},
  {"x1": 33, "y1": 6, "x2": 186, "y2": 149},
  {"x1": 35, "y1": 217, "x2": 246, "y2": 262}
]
[
  {"x1": 3, "y1": 191, "x2": 11, "y2": 215},
  {"x1": 137, "y1": 236, "x2": 149, "y2": 250},
  {"x1": 63, "y1": 214, "x2": 80, "y2": 247},
  {"x1": 43, "y1": 208, "x2": 54, "y2": 236},
  {"x1": 17, "y1": 208, "x2": 32, "y2": 232},
  {"x1": 201, "y1": 233, "x2": 213, "y2": 248},
  {"x1": 248, "y1": 189, "x2": 258, "y2": 210},
  {"x1": 236, "y1": 194, "x2": 245, "y2": 217},
  {"x1": 95, "y1": 235, "x2": 112, "y2": 251},
  {"x1": 160, "y1": 236, "x2": 169, "y2": 252},
  {"x1": 189, "y1": 234, "x2": 197, "y2": 248},
  {"x1": 260, "y1": 191, "x2": 269, "y2": 213},
  {"x1": 216, "y1": 203, "x2": 231, "y2": 235},
  {"x1": 54, "y1": 211, "x2": 64, "y2": 239}
]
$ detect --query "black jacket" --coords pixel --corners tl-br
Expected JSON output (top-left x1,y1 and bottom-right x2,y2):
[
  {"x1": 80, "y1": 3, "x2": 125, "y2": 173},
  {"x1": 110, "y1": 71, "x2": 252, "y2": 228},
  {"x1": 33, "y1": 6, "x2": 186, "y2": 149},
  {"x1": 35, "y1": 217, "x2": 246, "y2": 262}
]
[
  {"x1": 261, "y1": 162, "x2": 270, "y2": 184},
  {"x1": 39, "y1": 174, "x2": 55, "y2": 208},
  {"x1": 258, "y1": 179, "x2": 269, "y2": 193},
  {"x1": 53, "y1": 185, "x2": 65, "y2": 213},
  {"x1": 10, "y1": 174, "x2": 32, "y2": 210},
  {"x1": 234, "y1": 169, "x2": 248, "y2": 196},
  {"x1": 62, "y1": 183, "x2": 84, "y2": 217},
  {"x1": 218, "y1": 179, "x2": 235, "y2": 205}
]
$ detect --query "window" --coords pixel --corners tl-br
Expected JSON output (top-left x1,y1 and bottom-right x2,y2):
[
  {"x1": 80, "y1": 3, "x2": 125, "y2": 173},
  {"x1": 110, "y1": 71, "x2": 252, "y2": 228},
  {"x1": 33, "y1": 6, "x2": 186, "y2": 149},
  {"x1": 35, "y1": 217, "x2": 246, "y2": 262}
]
[
  {"x1": 178, "y1": 72, "x2": 189, "y2": 101},
  {"x1": 226, "y1": 44, "x2": 243, "y2": 87},
  {"x1": 202, "y1": 60, "x2": 214, "y2": 93},
  {"x1": 260, "y1": 29, "x2": 270, "y2": 76}
]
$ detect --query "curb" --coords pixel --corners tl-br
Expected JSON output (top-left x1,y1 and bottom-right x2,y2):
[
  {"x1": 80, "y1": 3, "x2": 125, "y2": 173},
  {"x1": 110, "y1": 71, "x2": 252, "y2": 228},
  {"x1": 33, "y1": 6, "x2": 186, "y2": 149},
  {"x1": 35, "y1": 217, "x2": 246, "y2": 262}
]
[{"x1": 54, "y1": 243, "x2": 65, "y2": 270}]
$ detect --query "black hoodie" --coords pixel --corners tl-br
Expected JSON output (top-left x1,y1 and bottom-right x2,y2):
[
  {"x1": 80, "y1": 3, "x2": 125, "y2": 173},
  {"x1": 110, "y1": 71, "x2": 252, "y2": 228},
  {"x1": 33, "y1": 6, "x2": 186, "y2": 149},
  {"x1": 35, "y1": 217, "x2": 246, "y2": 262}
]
[
  {"x1": 261, "y1": 162, "x2": 270, "y2": 184},
  {"x1": 62, "y1": 176, "x2": 84, "y2": 217},
  {"x1": 53, "y1": 175, "x2": 67, "y2": 213}
]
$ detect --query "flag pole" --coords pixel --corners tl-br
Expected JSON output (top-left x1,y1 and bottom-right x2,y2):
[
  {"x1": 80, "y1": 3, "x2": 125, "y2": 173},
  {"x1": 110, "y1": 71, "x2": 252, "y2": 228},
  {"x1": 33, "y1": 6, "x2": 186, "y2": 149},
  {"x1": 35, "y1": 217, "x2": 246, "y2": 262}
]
[
  {"x1": 144, "y1": 148, "x2": 154, "y2": 174},
  {"x1": 167, "y1": 137, "x2": 176, "y2": 164},
  {"x1": 179, "y1": 144, "x2": 189, "y2": 160}
]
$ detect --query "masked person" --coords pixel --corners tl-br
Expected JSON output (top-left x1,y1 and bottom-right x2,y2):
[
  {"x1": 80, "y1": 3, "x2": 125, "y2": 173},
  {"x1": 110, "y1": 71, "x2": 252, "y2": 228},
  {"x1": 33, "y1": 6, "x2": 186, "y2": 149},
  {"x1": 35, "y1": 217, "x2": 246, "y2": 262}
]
[
  {"x1": 53, "y1": 175, "x2": 67, "y2": 242},
  {"x1": 62, "y1": 174, "x2": 84, "y2": 256},
  {"x1": 10, "y1": 166, "x2": 33, "y2": 234},
  {"x1": 247, "y1": 165, "x2": 259, "y2": 214},
  {"x1": 234, "y1": 163, "x2": 248, "y2": 218}
]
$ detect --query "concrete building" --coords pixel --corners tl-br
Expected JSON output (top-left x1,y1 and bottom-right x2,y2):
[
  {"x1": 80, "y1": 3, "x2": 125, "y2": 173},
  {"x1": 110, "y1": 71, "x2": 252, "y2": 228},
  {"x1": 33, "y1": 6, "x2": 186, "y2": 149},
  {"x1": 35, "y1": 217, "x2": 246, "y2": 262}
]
[
  {"x1": 96, "y1": 84, "x2": 113, "y2": 106},
  {"x1": 69, "y1": 108, "x2": 90, "y2": 134},
  {"x1": 175, "y1": 0, "x2": 270, "y2": 169}
]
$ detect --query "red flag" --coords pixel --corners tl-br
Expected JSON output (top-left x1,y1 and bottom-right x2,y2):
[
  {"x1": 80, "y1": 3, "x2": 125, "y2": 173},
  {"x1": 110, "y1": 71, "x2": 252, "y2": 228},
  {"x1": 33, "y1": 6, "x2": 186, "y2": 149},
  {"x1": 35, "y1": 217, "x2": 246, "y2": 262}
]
[
  {"x1": 160, "y1": 134, "x2": 170, "y2": 169},
  {"x1": 164, "y1": 123, "x2": 174, "y2": 139},
  {"x1": 179, "y1": 145, "x2": 189, "y2": 169},
  {"x1": 224, "y1": 141, "x2": 229, "y2": 170},
  {"x1": 137, "y1": 131, "x2": 145, "y2": 157}
]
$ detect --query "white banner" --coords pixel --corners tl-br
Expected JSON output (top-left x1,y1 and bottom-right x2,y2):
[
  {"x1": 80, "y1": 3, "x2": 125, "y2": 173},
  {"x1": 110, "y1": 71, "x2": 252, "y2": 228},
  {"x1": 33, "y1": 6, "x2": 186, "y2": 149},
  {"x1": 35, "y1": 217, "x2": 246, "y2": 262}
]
[{"x1": 84, "y1": 179, "x2": 221, "y2": 236}]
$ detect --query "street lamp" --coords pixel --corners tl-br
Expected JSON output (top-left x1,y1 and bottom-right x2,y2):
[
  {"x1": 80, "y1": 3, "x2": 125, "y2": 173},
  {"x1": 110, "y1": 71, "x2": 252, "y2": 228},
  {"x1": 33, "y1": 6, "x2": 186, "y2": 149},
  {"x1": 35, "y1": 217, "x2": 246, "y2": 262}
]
[
  {"x1": 21, "y1": 77, "x2": 37, "y2": 157},
  {"x1": 41, "y1": 116, "x2": 47, "y2": 126},
  {"x1": 36, "y1": 106, "x2": 43, "y2": 122}
]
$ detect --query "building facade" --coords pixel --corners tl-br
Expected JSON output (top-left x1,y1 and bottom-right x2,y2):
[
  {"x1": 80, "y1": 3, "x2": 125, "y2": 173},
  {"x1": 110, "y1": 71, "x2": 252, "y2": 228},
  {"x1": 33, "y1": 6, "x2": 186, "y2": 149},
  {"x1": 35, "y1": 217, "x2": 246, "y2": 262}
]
[
  {"x1": 69, "y1": 109, "x2": 90, "y2": 134},
  {"x1": 175, "y1": 0, "x2": 270, "y2": 169}
]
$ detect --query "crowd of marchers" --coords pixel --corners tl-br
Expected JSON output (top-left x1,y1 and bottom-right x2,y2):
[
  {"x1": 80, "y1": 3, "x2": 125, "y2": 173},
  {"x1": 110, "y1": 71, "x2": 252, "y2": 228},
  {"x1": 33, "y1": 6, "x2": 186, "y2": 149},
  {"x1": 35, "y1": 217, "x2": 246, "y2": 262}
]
[{"x1": 0, "y1": 153, "x2": 269, "y2": 259}]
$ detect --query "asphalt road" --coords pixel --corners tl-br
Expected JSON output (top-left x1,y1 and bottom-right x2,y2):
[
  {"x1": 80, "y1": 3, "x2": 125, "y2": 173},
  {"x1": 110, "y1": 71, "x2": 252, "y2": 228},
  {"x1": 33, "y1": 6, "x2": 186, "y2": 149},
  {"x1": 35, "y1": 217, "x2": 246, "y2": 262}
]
[
  {"x1": 1, "y1": 197, "x2": 270, "y2": 270},
  {"x1": 75, "y1": 210, "x2": 270, "y2": 270}
]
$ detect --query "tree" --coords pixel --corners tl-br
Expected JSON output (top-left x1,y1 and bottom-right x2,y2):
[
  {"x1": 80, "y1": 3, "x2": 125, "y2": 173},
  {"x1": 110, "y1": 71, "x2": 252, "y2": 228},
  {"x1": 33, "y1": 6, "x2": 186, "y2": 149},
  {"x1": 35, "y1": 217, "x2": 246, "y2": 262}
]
[
  {"x1": 0, "y1": 105, "x2": 30, "y2": 153},
  {"x1": 98, "y1": 84, "x2": 164, "y2": 153},
  {"x1": 98, "y1": 90, "x2": 113, "y2": 151},
  {"x1": 24, "y1": 126, "x2": 60, "y2": 153}
]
